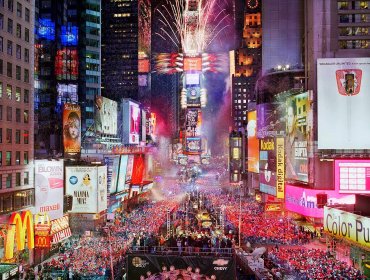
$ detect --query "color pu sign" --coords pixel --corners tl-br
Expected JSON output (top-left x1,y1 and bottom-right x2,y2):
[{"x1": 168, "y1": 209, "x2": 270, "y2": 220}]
[
  {"x1": 5, "y1": 211, "x2": 35, "y2": 260},
  {"x1": 324, "y1": 207, "x2": 370, "y2": 248}
]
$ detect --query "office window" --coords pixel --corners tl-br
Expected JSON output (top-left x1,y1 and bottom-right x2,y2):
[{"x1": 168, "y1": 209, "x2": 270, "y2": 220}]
[
  {"x1": 15, "y1": 108, "x2": 20, "y2": 122},
  {"x1": 7, "y1": 0, "x2": 13, "y2": 12},
  {"x1": 25, "y1": 8, "x2": 29, "y2": 22},
  {"x1": 24, "y1": 171, "x2": 28, "y2": 185},
  {"x1": 0, "y1": 82, "x2": 2, "y2": 97},
  {"x1": 24, "y1": 48, "x2": 28, "y2": 62},
  {"x1": 16, "y1": 65, "x2": 21, "y2": 80},
  {"x1": 6, "y1": 128, "x2": 11, "y2": 144},
  {"x1": 0, "y1": 59, "x2": 3, "y2": 75},
  {"x1": 24, "y1": 28, "x2": 29, "y2": 42},
  {"x1": 24, "y1": 69, "x2": 29, "y2": 82},
  {"x1": 15, "y1": 87, "x2": 20, "y2": 101},
  {"x1": 6, "y1": 107, "x2": 11, "y2": 121},
  {"x1": 15, "y1": 151, "x2": 20, "y2": 165},
  {"x1": 7, "y1": 40, "x2": 12, "y2": 55},
  {"x1": 6, "y1": 174, "x2": 11, "y2": 189},
  {"x1": 16, "y1": 2, "x2": 21, "y2": 17},
  {"x1": 23, "y1": 151, "x2": 28, "y2": 164},
  {"x1": 16, "y1": 44, "x2": 20, "y2": 59},
  {"x1": 6, "y1": 151, "x2": 11, "y2": 166},
  {"x1": 0, "y1": 128, "x2": 2, "y2": 143},
  {"x1": 6, "y1": 84, "x2": 11, "y2": 99},
  {"x1": 23, "y1": 130, "x2": 28, "y2": 144},
  {"x1": 7, "y1": 18, "x2": 12, "y2": 34},
  {"x1": 6, "y1": 62, "x2": 12, "y2": 77},
  {"x1": 23, "y1": 110, "x2": 28, "y2": 123},
  {"x1": 15, "y1": 129, "x2": 20, "y2": 143},
  {"x1": 0, "y1": 152, "x2": 2, "y2": 167},
  {"x1": 0, "y1": 106, "x2": 2, "y2": 120},
  {"x1": 24, "y1": 89, "x2": 28, "y2": 103},
  {"x1": 0, "y1": 13, "x2": 3, "y2": 29},
  {"x1": 0, "y1": 36, "x2": 3, "y2": 52},
  {"x1": 15, "y1": 172, "x2": 20, "y2": 186},
  {"x1": 16, "y1": 23, "x2": 21, "y2": 38},
  {"x1": 0, "y1": 174, "x2": 1, "y2": 189}
]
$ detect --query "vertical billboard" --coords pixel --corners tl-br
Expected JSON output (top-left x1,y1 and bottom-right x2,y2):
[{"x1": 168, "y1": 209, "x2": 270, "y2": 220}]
[
  {"x1": 141, "y1": 110, "x2": 147, "y2": 143},
  {"x1": 145, "y1": 154, "x2": 154, "y2": 180},
  {"x1": 247, "y1": 110, "x2": 259, "y2": 173},
  {"x1": 63, "y1": 103, "x2": 81, "y2": 156},
  {"x1": 95, "y1": 96, "x2": 118, "y2": 135},
  {"x1": 318, "y1": 58, "x2": 370, "y2": 149},
  {"x1": 185, "y1": 109, "x2": 200, "y2": 137},
  {"x1": 285, "y1": 92, "x2": 311, "y2": 182},
  {"x1": 335, "y1": 160, "x2": 370, "y2": 194},
  {"x1": 186, "y1": 137, "x2": 202, "y2": 154},
  {"x1": 126, "y1": 155, "x2": 135, "y2": 184},
  {"x1": 34, "y1": 160, "x2": 64, "y2": 220},
  {"x1": 55, "y1": 49, "x2": 78, "y2": 80},
  {"x1": 66, "y1": 166, "x2": 107, "y2": 213},
  {"x1": 186, "y1": 87, "x2": 201, "y2": 108},
  {"x1": 110, "y1": 156, "x2": 120, "y2": 194},
  {"x1": 256, "y1": 103, "x2": 285, "y2": 139},
  {"x1": 122, "y1": 100, "x2": 141, "y2": 145},
  {"x1": 132, "y1": 155, "x2": 145, "y2": 185},
  {"x1": 117, "y1": 155, "x2": 129, "y2": 193}
]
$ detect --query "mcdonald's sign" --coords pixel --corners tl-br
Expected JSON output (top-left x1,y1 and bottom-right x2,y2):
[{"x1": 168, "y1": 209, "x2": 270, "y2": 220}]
[
  {"x1": 5, "y1": 211, "x2": 35, "y2": 260},
  {"x1": 35, "y1": 235, "x2": 51, "y2": 248},
  {"x1": 34, "y1": 213, "x2": 51, "y2": 248}
]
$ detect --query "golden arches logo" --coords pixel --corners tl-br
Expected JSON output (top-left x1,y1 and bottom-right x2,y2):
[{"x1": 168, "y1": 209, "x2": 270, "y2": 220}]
[{"x1": 5, "y1": 211, "x2": 35, "y2": 260}]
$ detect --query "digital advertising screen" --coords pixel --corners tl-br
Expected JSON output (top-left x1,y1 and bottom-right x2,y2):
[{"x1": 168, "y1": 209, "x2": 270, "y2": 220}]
[
  {"x1": 141, "y1": 110, "x2": 147, "y2": 143},
  {"x1": 247, "y1": 110, "x2": 259, "y2": 173},
  {"x1": 109, "y1": 156, "x2": 120, "y2": 194},
  {"x1": 335, "y1": 160, "x2": 370, "y2": 194},
  {"x1": 97, "y1": 166, "x2": 108, "y2": 212},
  {"x1": 145, "y1": 154, "x2": 154, "y2": 180},
  {"x1": 38, "y1": 18, "x2": 55, "y2": 40},
  {"x1": 185, "y1": 109, "x2": 200, "y2": 137},
  {"x1": 186, "y1": 137, "x2": 202, "y2": 154},
  {"x1": 285, "y1": 185, "x2": 355, "y2": 218},
  {"x1": 184, "y1": 57, "x2": 202, "y2": 71},
  {"x1": 138, "y1": 59, "x2": 150, "y2": 73},
  {"x1": 130, "y1": 102, "x2": 141, "y2": 144},
  {"x1": 95, "y1": 96, "x2": 118, "y2": 135},
  {"x1": 186, "y1": 87, "x2": 201, "y2": 108},
  {"x1": 186, "y1": 73, "x2": 200, "y2": 85},
  {"x1": 61, "y1": 26, "x2": 78, "y2": 46},
  {"x1": 34, "y1": 160, "x2": 64, "y2": 220},
  {"x1": 132, "y1": 155, "x2": 145, "y2": 185},
  {"x1": 285, "y1": 91, "x2": 311, "y2": 182},
  {"x1": 318, "y1": 58, "x2": 370, "y2": 149},
  {"x1": 63, "y1": 103, "x2": 81, "y2": 156},
  {"x1": 55, "y1": 48, "x2": 78, "y2": 80},
  {"x1": 138, "y1": 74, "x2": 148, "y2": 87},
  {"x1": 57, "y1": 84, "x2": 78, "y2": 105},
  {"x1": 117, "y1": 155, "x2": 129, "y2": 193},
  {"x1": 66, "y1": 166, "x2": 100, "y2": 213},
  {"x1": 126, "y1": 155, "x2": 135, "y2": 184},
  {"x1": 256, "y1": 103, "x2": 285, "y2": 139}
]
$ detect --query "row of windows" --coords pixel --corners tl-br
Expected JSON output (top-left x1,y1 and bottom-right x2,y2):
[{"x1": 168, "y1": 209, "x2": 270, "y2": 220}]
[
  {"x1": 339, "y1": 26, "x2": 370, "y2": 36},
  {"x1": 0, "y1": 128, "x2": 30, "y2": 145},
  {"x1": 0, "y1": 151, "x2": 29, "y2": 166},
  {"x1": 0, "y1": 82, "x2": 29, "y2": 102},
  {"x1": 0, "y1": 38, "x2": 30, "y2": 62},
  {"x1": 0, "y1": 188, "x2": 33, "y2": 214},
  {"x1": 0, "y1": 60, "x2": 30, "y2": 82},
  {"x1": 339, "y1": 39, "x2": 370, "y2": 48},
  {"x1": 0, "y1": 172, "x2": 29, "y2": 188},
  {"x1": 339, "y1": 13, "x2": 370, "y2": 23},
  {"x1": 338, "y1": 1, "x2": 369, "y2": 10},
  {"x1": 1, "y1": 0, "x2": 31, "y2": 19},
  {"x1": 0, "y1": 15, "x2": 30, "y2": 42},
  {"x1": 0, "y1": 106, "x2": 29, "y2": 123}
]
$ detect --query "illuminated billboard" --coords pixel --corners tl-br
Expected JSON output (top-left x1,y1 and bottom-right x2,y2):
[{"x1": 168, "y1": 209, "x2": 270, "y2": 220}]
[
  {"x1": 55, "y1": 48, "x2": 78, "y2": 80},
  {"x1": 121, "y1": 100, "x2": 141, "y2": 145},
  {"x1": 57, "y1": 84, "x2": 78, "y2": 105},
  {"x1": 285, "y1": 91, "x2": 311, "y2": 182},
  {"x1": 186, "y1": 87, "x2": 201, "y2": 108},
  {"x1": 132, "y1": 155, "x2": 145, "y2": 185},
  {"x1": 61, "y1": 26, "x2": 78, "y2": 46},
  {"x1": 184, "y1": 57, "x2": 202, "y2": 71},
  {"x1": 186, "y1": 73, "x2": 200, "y2": 85},
  {"x1": 259, "y1": 138, "x2": 284, "y2": 198},
  {"x1": 138, "y1": 59, "x2": 150, "y2": 73},
  {"x1": 117, "y1": 155, "x2": 129, "y2": 193},
  {"x1": 138, "y1": 74, "x2": 148, "y2": 87},
  {"x1": 126, "y1": 155, "x2": 135, "y2": 184},
  {"x1": 63, "y1": 103, "x2": 81, "y2": 156},
  {"x1": 34, "y1": 160, "x2": 64, "y2": 220},
  {"x1": 247, "y1": 111, "x2": 259, "y2": 173},
  {"x1": 38, "y1": 18, "x2": 55, "y2": 40},
  {"x1": 145, "y1": 154, "x2": 154, "y2": 180},
  {"x1": 185, "y1": 109, "x2": 200, "y2": 137},
  {"x1": 109, "y1": 156, "x2": 120, "y2": 194},
  {"x1": 65, "y1": 166, "x2": 107, "y2": 213},
  {"x1": 286, "y1": 185, "x2": 355, "y2": 218},
  {"x1": 141, "y1": 110, "x2": 147, "y2": 142},
  {"x1": 335, "y1": 160, "x2": 370, "y2": 194},
  {"x1": 318, "y1": 58, "x2": 370, "y2": 149},
  {"x1": 186, "y1": 137, "x2": 202, "y2": 154},
  {"x1": 256, "y1": 103, "x2": 285, "y2": 139},
  {"x1": 95, "y1": 96, "x2": 118, "y2": 135},
  {"x1": 324, "y1": 207, "x2": 369, "y2": 248}
]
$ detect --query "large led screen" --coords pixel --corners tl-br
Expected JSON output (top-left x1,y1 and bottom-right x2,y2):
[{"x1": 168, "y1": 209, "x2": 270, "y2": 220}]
[
  {"x1": 95, "y1": 96, "x2": 118, "y2": 135},
  {"x1": 184, "y1": 57, "x2": 202, "y2": 71},
  {"x1": 186, "y1": 87, "x2": 201, "y2": 108},
  {"x1": 66, "y1": 166, "x2": 107, "y2": 213},
  {"x1": 122, "y1": 100, "x2": 141, "y2": 145},
  {"x1": 285, "y1": 92, "x2": 311, "y2": 182},
  {"x1": 61, "y1": 26, "x2": 78, "y2": 46},
  {"x1": 335, "y1": 160, "x2": 370, "y2": 194},
  {"x1": 247, "y1": 111, "x2": 259, "y2": 173},
  {"x1": 185, "y1": 109, "x2": 200, "y2": 137},
  {"x1": 126, "y1": 155, "x2": 135, "y2": 184},
  {"x1": 109, "y1": 156, "x2": 120, "y2": 194},
  {"x1": 55, "y1": 49, "x2": 78, "y2": 80},
  {"x1": 117, "y1": 155, "x2": 129, "y2": 193},
  {"x1": 132, "y1": 155, "x2": 145, "y2": 185},
  {"x1": 186, "y1": 137, "x2": 202, "y2": 154},
  {"x1": 186, "y1": 73, "x2": 200, "y2": 85},
  {"x1": 34, "y1": 160, "x2": 64, "y2": 220},
  {"x1": 256, "y1": 103, "x2": 285, "y2": 139},
  {"x1": 63, "y1": 103, "x2": 81, "y2": 156},
  {"x1": 38, "y1": 18, "x2": 55, "y2": 40},
  {"x1": 57, "y1": 84, "x2": 78, "y2": 105},
  {"x1": 318, "y1": 58, "x2": 370, "y2": 149}
]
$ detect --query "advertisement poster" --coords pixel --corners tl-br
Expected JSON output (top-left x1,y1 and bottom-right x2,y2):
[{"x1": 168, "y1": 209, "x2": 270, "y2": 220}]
[
  {"x1": 117, "y1": 155, "x2": 129, "y2": 193},
  {"x1": 335, "y1": 160, "x2": 370, "y2": 194},
  {"x1": 126, "y1": 155, "x2": 135, "y2": 184},
  {"x1": 184, "y1": 57, "x2": 202, "y2": 71},
  {"x1": 141, "y1": 110, "x2": 147, "y2": 143},
  {"x1": 127, "y1": 255, "x2": 235, "y2": 280},
  {"x1": 130, "y1": 102, "x2": 141, "y2": 144},
  {"x1": 259, "y1": 138, "x2": 277, "y2": 196},
  {"x1": 63, "y1": 103, "x2": 81, "y2": 156},
  {"x1": 186, "y1": 87, "x2": 201, "y2": 108},
  {"x1": 132, "y1": 155, "x2": 145, "y2": 185},
  {"x1": 186, "y1": 137, "x2": 202, "y2": 153},
  {"x1": 55, "y1": 49, "x2": 78, "y2": 80},
  {"x1": 95, "y1": 96, "x2": 118, "y2": 135},
  {"x1": 285, "y1": 92, "x2": 311, "y2": 182},
  {"x1": 34, "y1": 160, "x2": 64, "y2": 220},
  {"x1": 109, "y1": 156, "x2": 120, "y2": 194},
  {"x1": 317, "y1": 58, "x2": 370, "y2": 149},
  {"x1": 57, "y1": 84, "x2": 78, "y2": 104},
  {"x1": 286, "y1": 185, "x2": 355, "y2": 218},
  {"x1": 185, "y1": 109, "x2": 200, "y2": 137},
  {"x1": 66, "y1": 166, "x2": 99, "y2": 213},
  {"x1": 97, "y1": 166, "x2": 108, "y2": 212},
  {"x1": 247, "y1": 111, "x2": 259, "y2": 173},
  {"x1": 256, "y1": 103, "x2": 285, "y2": 139},
  {"x1": 145, "y1": 154, "x2": 154, "y2": 180}
]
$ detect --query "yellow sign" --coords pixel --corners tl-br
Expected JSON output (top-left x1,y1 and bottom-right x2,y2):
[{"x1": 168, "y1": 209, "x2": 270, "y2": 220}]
[
  {"x1": 276, "y1": 138, "x2": 285, "y2": 199},
  {"x1": 5, "y1": 211, "x2": 35, "y2": 260}
]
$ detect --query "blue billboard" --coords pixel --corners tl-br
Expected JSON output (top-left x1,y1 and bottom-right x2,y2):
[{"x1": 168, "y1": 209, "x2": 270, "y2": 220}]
[
  {"x1": 38, "y1": 18, "x2": 55, "y2": 40},
  {"x1": 61, "y1": 26, "x2": 78, "y2": 46}
]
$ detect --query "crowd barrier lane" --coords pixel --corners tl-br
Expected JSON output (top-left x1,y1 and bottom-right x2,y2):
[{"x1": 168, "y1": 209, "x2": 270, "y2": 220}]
[{"x1": 128, "y1": 246, "x2": 235, "y2": 257}]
